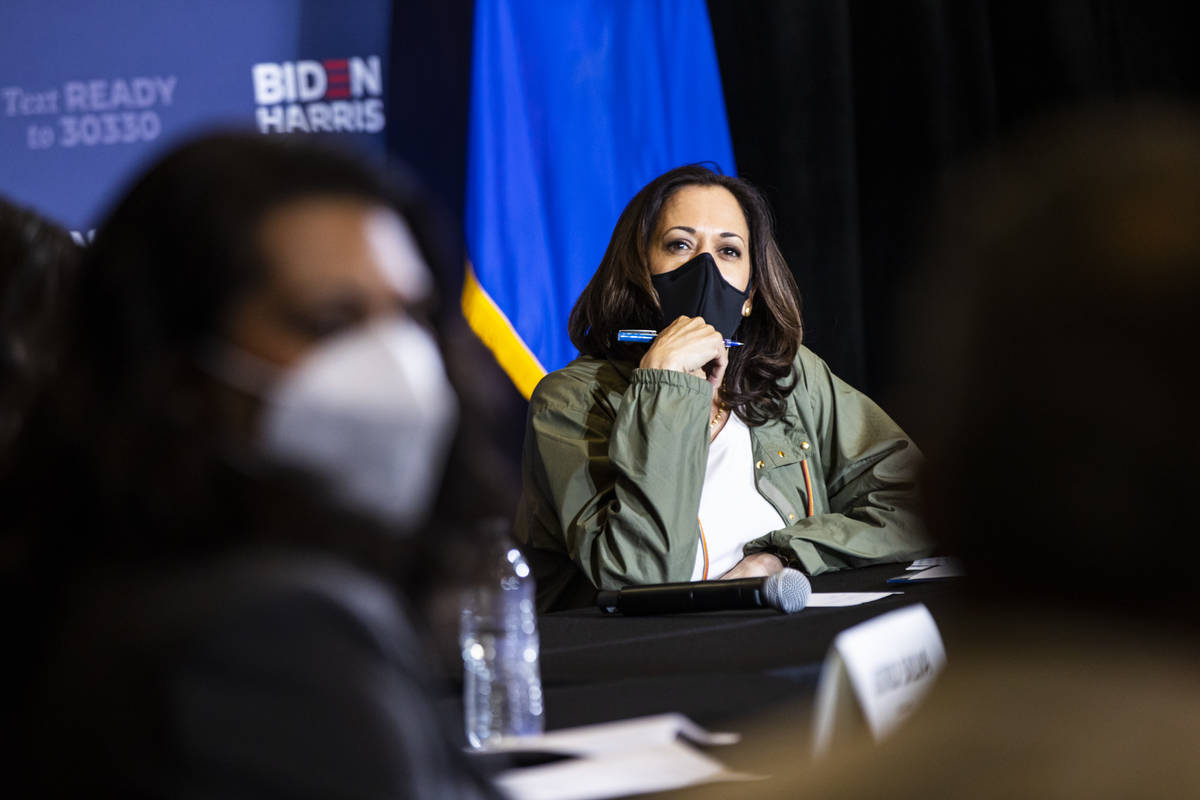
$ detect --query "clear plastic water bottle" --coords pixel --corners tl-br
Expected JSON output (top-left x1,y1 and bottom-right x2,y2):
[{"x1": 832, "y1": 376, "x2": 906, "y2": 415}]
[{"x1": 460, "y1": 530, "x2": 544, "y2": 749}]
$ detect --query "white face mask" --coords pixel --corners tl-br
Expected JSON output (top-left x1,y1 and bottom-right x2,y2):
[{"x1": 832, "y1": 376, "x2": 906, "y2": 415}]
[{"x1": 214, "y1": 318, "x2": 459, "y2": 532}]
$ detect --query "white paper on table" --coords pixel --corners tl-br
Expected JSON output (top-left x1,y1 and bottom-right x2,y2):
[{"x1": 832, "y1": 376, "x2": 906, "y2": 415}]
[
  {"x1": 494, "y1": 740, "x2": 760, "y2": 800},
  {"x1": 907, "y1": 556, "x2": 952, "y2": 569},
  {"x1": 890, "y1": 563, "x2": 965, "y2": 583},
  {"x1": 806, "y1": 592, "x2": 900, "y2": 607},
  {"x1": 480, "y1": 712, "x2": 738, "y2": 756},
  {"x1": 906, "y1": 556, "x2": 964, "y2": 572}
]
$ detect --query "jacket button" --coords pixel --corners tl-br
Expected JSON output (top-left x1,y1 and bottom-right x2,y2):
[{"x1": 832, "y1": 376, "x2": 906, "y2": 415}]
[
  {"x1": 800, "y1": 441, "x2": 810, "y2": 450},
  {"x1": 788, "y1": 513, "x2": 796, "y2": 521},
  {"x1": 755, "y1": 460, "x2": 764, "y2": 469},
  {"x1": 778, "y1": 450, "x2": 785, "y2": 457}
]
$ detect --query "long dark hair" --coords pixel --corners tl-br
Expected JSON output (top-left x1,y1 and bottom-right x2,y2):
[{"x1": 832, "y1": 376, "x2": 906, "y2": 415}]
[{"x1": 568, "y1": 165, "x2": 803, "y2": 424}]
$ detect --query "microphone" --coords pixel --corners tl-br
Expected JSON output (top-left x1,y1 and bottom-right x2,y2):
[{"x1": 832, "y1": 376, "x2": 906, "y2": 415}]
[{"x1": 595, "y1": 568, "x2": 811, "y2": 615}]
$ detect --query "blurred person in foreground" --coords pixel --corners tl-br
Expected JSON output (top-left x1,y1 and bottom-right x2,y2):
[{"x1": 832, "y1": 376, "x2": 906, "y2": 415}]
[
  {"x1": 0, "y1": 196, "x2": 78, "y2": 456},
  {"x1": 518, "y1": 165, "x2": 931, "y2": 611},
  {"x1": 664, "y1": 103, "x2": 1200, "y2": 799},
  {"x1": 0, "y1": 133, "x2": 504, "y2": 798}
]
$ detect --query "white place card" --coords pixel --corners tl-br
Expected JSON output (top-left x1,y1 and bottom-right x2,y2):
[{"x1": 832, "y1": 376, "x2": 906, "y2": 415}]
[{"x1": 812, "y1": 603, "x2": 946, "y2": 755}]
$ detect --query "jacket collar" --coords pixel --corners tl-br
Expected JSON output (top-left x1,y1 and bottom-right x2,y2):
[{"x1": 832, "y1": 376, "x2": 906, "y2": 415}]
[{"x1": 607, "y1": 358, "x2": 638, "y2": 384}]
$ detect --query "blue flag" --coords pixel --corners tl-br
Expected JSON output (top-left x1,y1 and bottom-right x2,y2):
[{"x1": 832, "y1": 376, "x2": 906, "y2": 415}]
[{"x1": 463, "y1": 0, "x2": 736, "y2": 398}]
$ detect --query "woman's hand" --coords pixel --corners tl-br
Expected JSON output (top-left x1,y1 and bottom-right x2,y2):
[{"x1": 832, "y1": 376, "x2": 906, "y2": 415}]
[
  {"x1": 638, "y1": 315, "x2": 728, "y2": 390},
  {"x1": 718, "y1": 552, "x2": 786, "y2": 581}
]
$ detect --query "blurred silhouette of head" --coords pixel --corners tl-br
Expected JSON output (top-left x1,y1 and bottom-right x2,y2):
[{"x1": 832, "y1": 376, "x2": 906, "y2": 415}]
[
  {"x1": 916, "y1": 103, "x2": 1200, "y2": 623},
  {"x1": 0, "y1": 197, "x2": 78, "y2": 452},
  {"x1": 77, "y1": 132, "x2": 454, "y2": 425},
  {"x1": 4, "y1": 132, "x2": 475, "y2": 564}
]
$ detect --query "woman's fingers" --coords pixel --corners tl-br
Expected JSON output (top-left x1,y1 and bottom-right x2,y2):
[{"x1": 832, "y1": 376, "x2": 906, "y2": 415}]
[
  {"x1": 705, "y1": 341, "x2": 729, "y2": 389},
  {"x1": 638, "y1": 315, "x2": 728, "y2": 375},
  {"x1": 718, "y1": 553, "x2": 785, "y2": 580}
]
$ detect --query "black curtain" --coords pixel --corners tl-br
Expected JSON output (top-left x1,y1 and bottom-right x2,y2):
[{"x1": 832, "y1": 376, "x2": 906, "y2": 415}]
[
  {"x1": 708, "y1": 0, "x2": 1200, "y2": 425},
  {"x1": 387, "y1": 2, "x2": 474, "y2": 226}
]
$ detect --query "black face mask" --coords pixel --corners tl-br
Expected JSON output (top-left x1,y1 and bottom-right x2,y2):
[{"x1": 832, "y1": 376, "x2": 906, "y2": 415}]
[{"x1": 650, "y1": 251, "x2": 749, "y2": 339}]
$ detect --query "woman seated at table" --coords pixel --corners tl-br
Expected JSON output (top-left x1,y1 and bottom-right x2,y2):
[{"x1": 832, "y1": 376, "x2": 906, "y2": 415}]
[{"x1": 516, "y1": 165, "x2": 931, "y2": 611}]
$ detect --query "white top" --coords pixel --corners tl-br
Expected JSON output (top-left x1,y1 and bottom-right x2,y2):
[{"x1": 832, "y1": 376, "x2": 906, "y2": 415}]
[{"x1": 690, "y1": 413, "x2": 787, "y2": 580}]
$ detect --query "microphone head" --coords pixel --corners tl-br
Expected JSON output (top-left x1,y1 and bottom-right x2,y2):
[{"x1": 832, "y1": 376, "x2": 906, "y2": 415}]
[
  {"x1": 763, "y1": 568, "x2": 811, "y2": 613},
  {"x1": 596, "y1": 590, "x2": 620, "y2": 613}
]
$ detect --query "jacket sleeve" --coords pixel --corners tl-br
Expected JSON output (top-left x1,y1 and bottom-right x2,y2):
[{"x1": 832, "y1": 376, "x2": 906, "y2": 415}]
[
  {"x1": 170, "y1": 570, "x2": 500, "y2": 800},
  {"x1": 41, "y1": 556, "x2": 500, "y2": 800},
  {"x1": 519, "y1": 366, "x2": 713, "y2": 590},
  {"x1": 745, "y1": 348, "x2": 933, "y2": 574}
]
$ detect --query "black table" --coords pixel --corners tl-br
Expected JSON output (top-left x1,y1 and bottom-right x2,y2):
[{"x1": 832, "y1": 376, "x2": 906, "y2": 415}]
[
  {"x1": 536, "y1": 564, "x2": 963, "y2": 730},
  {"x1": 443, "y1": 563, "x2": 964, "y2": 780}
]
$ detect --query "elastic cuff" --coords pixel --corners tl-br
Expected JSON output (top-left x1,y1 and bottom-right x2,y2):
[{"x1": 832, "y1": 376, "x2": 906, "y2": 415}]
[
  {"x1": 787, "y1": 539, "x2": 833, "y2": 576},
  {"x1": 629, "y1": 367, "x2": 713, "y2": 395}
]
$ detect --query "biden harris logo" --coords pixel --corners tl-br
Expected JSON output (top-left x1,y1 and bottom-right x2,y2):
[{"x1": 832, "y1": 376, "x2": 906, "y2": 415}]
[{"x1": 252, "y1": 56, "x2": 385, "y2": 135}]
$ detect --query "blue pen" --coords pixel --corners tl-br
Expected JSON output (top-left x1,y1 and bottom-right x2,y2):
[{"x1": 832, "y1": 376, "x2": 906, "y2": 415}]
[{"x1": 617, "y1": 329, "x2": 743, "y2": 347}]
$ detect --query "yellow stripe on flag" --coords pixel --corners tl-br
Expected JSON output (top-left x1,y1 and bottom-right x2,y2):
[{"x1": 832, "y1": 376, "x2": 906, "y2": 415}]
[{"x1": 461, "y1": 263, "x2": 547, "y2": 400}]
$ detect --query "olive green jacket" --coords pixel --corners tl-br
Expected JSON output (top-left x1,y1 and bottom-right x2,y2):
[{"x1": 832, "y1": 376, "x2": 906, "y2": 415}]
[{"x1": 515, "y1": 345, "x2": 932, "y2": 611}]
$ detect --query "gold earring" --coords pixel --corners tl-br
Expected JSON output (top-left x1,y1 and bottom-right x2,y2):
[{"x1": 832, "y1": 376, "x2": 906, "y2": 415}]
[{"x1": 741, "y1": 301, "x2": 752, "y2": 317}]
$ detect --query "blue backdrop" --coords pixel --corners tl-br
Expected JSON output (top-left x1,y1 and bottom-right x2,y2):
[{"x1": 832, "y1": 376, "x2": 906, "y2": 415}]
[{"x1": 0, "y1": 0, "x2": 390, "y2": 239}]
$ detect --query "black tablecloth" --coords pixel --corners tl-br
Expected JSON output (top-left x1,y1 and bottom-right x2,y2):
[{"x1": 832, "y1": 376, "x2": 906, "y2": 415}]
[{"x1": 529, "y1": 564, "x2": 963, "y2": 730}]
